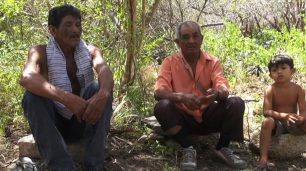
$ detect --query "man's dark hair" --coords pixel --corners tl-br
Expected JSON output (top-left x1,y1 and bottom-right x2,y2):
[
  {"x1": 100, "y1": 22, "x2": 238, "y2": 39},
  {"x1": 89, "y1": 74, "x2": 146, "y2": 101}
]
[
  {"x1": 48, "y1": 4, "x2": 81, "y2": 27},
  {"x1": 268, "y1": 54, "x2": 294, "y2": 72}
]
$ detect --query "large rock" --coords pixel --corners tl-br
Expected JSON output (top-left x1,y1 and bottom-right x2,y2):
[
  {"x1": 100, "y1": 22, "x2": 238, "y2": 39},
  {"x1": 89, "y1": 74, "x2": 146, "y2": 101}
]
[
  {"x1": 18, "y1": 134, "x2": 84, "y2": 162},
  {"x1": 18, "y1": 135, "x2": 40, "y2": 159},
  {"x1": 249, "y1": 129, "x2": 306, "y2": 159}
]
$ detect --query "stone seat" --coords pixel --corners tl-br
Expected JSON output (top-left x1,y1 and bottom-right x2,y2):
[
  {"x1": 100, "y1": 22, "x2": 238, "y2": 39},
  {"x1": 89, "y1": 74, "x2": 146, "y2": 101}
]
[
  {"x1": 18, "y1": 134, "x2": 84, "y2": 162},
  {"x1": 249, "y1": 129, "x2": 306, "y2": 159}
]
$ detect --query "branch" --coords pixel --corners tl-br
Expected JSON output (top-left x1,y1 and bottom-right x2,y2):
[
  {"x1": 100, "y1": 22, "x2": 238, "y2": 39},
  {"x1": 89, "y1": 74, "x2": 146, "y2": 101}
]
[
  {"x1": 254, "y1": 15, "x2": 262, "y2": 33},
  {"x1": 145, "y1": 0, "x2": 160, "y2": 25},
  {"x1": 196, "y1": 0, "x2": 209, "y2": 22},
  {"x1": 201, "y1": 23, "x2": 224, "y2": 28},
  {"x1": 174, "y1": 0, "x2": 184, "y2": 22},
  {"x1": 259, "y1": 12, "x2": 282, "y2": 32},
  {"x1": 273, "y1": 16, "x2": 281, "y2": 32},
  {"x1": 108, "y1": 12, "x2": 122, "y2": 32}
]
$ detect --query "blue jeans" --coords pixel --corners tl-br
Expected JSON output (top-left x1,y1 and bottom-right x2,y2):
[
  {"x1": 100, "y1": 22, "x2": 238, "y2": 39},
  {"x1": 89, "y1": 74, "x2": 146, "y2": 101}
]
[{"x1": 22, "y1": 81, "x2": 113, "y2": 171}]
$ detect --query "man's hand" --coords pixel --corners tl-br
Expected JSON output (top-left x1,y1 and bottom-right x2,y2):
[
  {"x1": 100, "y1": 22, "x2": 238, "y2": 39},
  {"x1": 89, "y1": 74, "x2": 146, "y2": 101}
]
[
  {"x1": 206, "y1": 88, "x2": 218, "y2": 99},
  {"x1": 197, "y1": 88, "x2": 218, "y2": 109},
  {"x1": 82, "y1": 92, "x2": 109, "y2": 124},
  {"x1": 181, "y1": 93, "x2": 202, "y2": 110},
  {"x1": 65, "y1": 93, "x2": 88, "y2": 122},
  {"x1": 198, "y1": 94, "x2": 216, "y2": 109},
  {"x1": 181, "y1": 89, "x2": 218, "y2": 111}
]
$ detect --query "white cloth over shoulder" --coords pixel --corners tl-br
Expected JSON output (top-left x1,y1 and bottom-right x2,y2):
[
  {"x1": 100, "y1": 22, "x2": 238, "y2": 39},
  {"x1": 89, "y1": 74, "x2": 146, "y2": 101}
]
[{"x1": 46, "y1": 36, "x2": 94, "y2": 119}]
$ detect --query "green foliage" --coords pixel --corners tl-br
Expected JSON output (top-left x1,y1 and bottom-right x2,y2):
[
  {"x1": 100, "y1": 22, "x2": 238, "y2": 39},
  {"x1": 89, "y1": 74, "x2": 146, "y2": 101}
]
[
  {"x1": 124, "y1": 35, "x2": 167, "y2": 116},
  {"x1": 203, "y1": 21, "x2": 306, "y2": 87},
  {"x1": 125, "y1": 83, "x2": 154, "y2": 116},
  {"x1": 0, "y1": 0, "x2": 29, "y2": 134},
  {"x1": 0, "y1": 42, "x2": 25, "y2": 135}
]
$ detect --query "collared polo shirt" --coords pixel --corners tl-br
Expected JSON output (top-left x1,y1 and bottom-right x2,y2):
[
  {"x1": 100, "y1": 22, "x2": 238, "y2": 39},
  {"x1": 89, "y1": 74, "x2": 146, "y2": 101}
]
[{"x1": 155, "y1": 50, "x2": 229, "y2": 122}]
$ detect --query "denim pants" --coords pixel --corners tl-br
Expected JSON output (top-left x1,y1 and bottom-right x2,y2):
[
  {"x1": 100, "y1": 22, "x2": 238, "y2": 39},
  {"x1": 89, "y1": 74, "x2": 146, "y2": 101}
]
[{"x1": 22, "y1": 81, "x2": 113, "y2": 171}]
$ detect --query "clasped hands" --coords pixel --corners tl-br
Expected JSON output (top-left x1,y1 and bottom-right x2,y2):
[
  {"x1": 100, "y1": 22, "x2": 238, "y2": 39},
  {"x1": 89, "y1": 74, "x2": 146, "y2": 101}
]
[
  {"x1": 181, "y1": 88, "x2": 218, "y2": 111},
  {"x1": 284, "y1": 113, "x2": 305, "y2": 125},
  {"x1": 66, "y1": 92, "x2": 109, "y2": 124}
]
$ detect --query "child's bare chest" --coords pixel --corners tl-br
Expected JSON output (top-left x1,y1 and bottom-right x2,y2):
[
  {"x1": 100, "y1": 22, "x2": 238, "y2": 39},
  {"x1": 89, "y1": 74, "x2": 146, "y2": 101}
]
[{"x1": 272, "y1": 87, "x2": 298, "y2": 109}]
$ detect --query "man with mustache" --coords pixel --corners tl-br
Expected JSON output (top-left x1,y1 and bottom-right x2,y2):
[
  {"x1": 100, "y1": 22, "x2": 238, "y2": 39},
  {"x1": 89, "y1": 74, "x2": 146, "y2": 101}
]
[
  {"x1": 154, "y1": 21, "x2": 246, "y2": 170},
  {"x1": 19, "y1": 4, "x2": 113, "y2": 171}
]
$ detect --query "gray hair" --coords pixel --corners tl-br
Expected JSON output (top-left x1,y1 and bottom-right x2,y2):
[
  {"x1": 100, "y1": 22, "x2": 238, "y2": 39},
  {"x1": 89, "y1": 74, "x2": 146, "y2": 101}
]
[{"x1": 175, "y1": 21, "x2": 201, "y2": 39}]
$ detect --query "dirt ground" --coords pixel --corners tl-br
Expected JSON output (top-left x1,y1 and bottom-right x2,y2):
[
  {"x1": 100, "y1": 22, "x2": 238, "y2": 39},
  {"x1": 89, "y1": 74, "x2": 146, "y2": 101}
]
[
  {"x1": 1, "y1": 119, "x2": 306, "y2": 171},
  {"x1": 103, "y1": 129, "x2": 306, "y2": 171}
]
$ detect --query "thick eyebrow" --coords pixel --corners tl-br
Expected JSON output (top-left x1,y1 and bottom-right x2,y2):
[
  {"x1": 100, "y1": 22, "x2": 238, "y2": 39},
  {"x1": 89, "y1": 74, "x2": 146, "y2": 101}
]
[
  {"x1": 63, "y1": 21, "x2": 73, "y2": 25},
  {"x1": 62, "y1": 18, "x2": 81, "y2": 25},
  {"x1": 181, "y1": 32, "x2": 200, "y2": 37},
  {"x1": 192, "y1": 32, "x2": 200, "y2": 35}
]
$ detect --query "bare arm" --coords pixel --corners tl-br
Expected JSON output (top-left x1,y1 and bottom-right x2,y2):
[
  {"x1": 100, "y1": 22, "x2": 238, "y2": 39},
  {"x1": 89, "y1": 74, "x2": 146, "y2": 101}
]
[
  {"x1": 211, "y1": 60, "x2": 229, "y2": 100},
  {"x1": 154, "y1": 88, "x2": 186, "y2": 102},
  {"x1": 19, "y1": 45, "x2": 87, "y2": 118},
  {"x1": 82, "y1": 45, "x2": 114, "y2": 124},
  {"x1": 155, "y1": 88, "x2": 200, "y2": 106},
  {"x1": 153, "y1": 58, "x2": 202, "y2": 110},
  {"x1": 89, "y1": 44, "x2": 114, "y2": 96},
  {"x1": 154, "y1": 88, "x2": 199, "y2": 110},
  {"x1": 20, "y1": 45, "x2": 71, "y2": 103},
  {"x1": 296, "y1": 87, "x2": 306, "y2": 124},
  {"x1": 155, "y1": 87, "x2": 215, "y2": 110},
  {"x1": 263, "y1": 86, "x2": 298, "y2": 123}
]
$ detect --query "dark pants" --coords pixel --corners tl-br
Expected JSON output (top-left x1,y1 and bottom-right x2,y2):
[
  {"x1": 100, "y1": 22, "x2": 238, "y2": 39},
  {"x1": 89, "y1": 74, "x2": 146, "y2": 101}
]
[
  {"x1": 22, "y1": 81, "x2": 113, "y2": 171},
  {"x1": 154, "y1": 97, "x2": 245, "y2": 145}
]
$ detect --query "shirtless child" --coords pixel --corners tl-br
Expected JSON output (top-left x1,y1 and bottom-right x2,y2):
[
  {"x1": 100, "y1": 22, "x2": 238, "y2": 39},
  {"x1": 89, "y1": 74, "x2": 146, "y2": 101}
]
[{"x1": 257, "y1": 54, "x2": 306, "y2": 170}]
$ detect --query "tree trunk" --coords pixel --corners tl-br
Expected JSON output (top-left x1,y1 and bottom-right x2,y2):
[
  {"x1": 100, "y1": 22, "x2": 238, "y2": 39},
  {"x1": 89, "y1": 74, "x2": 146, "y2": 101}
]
[
  {"x1": 120, "y1": 0, "x2": 137, "y2": 93},
  {"x1": 119, "y1": 0, "x2": 160, "y2": 95}
]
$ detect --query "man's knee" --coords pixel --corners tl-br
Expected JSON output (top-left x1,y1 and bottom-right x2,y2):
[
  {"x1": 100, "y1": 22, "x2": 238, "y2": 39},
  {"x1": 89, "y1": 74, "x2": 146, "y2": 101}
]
[
  {"x1": 22, "y1": 91, "x2": 52, "y2": 110},
  {"x1": 227, "y1": 96, "x2": 245, "y2": 114},
  {"x1": 82, "y1": 80, "x2": 100, "y2": 99},
  {"x1": 154, "y1": 99, "x2": 172, "y2": 117},
  {"x1": 23, "y1": 91, "x2": 43, "y2": 104},
  {"x1": 104, "y1": 96, "x2": 113, "y2": 119},
  {"x1": 89, "y1": 80, "x2": 100, "y2": 91},
  {"x1": 228, "y1": 96, "x2": 245, "y2": 107}
]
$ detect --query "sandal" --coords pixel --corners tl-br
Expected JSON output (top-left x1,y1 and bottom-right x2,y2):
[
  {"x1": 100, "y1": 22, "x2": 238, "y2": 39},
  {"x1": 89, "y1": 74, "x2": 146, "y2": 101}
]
[
  {"x1": 15, "y1": 157, "x2": 38, "y2": 171},
  {"x1": 253, "y1": 162, "x2": 275, "y2": 171}
]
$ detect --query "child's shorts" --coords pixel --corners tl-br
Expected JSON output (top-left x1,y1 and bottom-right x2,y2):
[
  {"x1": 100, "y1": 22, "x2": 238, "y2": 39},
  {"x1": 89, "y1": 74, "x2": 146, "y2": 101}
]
[{"x1": 274, "y1": 120, "x2": 306, "y2": 136}]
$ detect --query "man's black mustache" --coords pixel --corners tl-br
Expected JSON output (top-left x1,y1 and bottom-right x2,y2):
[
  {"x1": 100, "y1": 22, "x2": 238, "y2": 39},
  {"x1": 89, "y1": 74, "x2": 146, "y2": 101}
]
[{"x1": 70, "y1": 33, "x2": 81, "y2": 38}]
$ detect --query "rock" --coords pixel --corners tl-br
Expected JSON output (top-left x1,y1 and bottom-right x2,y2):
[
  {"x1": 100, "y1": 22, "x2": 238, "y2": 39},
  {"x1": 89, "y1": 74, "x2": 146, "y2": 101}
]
[
  {"x1": 18, "y1": 134, "x2": 40, "y2": 159},
  {"x1": 142, "y1": 116, "x2": 161, "y2": 129},
  {"x1": 137, "y1": 135, "x2": 149, "y2": 143},
  {"x1": 18, "y1": 134, "x2": 84, "y2": 162},
  {"x1": 142, "y1": 116, "x2": 167, "y2": 136},
  {"x1": 249, "y1": 129, "x2": 306, "y2": 159}
]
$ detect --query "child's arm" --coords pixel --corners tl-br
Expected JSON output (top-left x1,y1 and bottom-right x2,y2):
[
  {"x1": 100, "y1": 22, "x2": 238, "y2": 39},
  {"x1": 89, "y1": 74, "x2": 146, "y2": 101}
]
[
  {"x1": 296, "y1": 86, "x2": 306, "y2": 124},
  {"x1": 263, "y1": 86, "x2": 298, "y2": 123}
]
